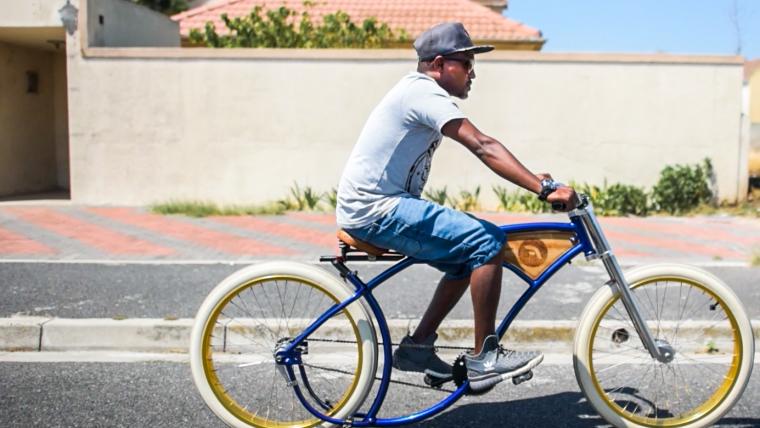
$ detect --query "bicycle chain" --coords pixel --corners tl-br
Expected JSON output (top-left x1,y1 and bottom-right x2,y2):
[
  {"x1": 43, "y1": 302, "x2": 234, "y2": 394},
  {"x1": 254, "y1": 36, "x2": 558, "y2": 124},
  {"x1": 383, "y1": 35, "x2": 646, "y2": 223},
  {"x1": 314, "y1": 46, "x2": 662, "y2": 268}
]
[
  {"x1": 302, "y1": 362, "x2": 456, "y2": 393},
  {"x1": 304, "y1": 337, "x2": 469, "y2": 392},
  {"x1": 307, "y1": 337, "x2": 473, "y2": 351}
]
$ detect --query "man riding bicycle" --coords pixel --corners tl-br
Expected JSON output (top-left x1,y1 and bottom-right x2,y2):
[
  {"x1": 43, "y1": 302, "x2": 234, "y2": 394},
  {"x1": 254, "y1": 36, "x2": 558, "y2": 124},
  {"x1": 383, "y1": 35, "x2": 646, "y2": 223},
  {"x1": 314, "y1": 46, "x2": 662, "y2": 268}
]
[{"x1": 336, "y1": 22, "x2": 578, "y2": 391}]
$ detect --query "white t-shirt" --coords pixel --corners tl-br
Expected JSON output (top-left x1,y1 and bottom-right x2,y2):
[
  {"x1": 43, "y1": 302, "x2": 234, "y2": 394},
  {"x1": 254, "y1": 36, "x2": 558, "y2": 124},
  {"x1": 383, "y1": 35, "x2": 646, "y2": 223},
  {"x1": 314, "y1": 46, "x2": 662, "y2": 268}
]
[{"x1": 336, "y1": 72, "x2": 466, "y2": 229}]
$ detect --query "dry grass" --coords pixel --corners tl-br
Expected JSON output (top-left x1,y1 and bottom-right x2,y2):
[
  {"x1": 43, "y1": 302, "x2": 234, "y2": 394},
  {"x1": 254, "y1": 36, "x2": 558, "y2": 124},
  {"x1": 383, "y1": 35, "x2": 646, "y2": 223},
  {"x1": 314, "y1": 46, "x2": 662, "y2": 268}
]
[
  {"x1": 150, "y1": 200, "x2": 285, "y2": 217},
  {"x1": 751, "y1": 249, "x2": 760, "y2": 267}
]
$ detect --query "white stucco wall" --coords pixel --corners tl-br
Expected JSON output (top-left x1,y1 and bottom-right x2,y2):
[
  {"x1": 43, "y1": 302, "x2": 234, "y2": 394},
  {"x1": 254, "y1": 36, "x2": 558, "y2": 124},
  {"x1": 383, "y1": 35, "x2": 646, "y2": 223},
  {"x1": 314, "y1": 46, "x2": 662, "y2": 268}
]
[
  {"x1": 65, "y1": 49, "x2": 746, "y2": 206},
  {"x1": 87, "y1": 0, "x2": 179, "y2": 47},
  {"x1": 0, "y1": 0, "x2": 65, "y2": 27},
  {"x1": 0, "y1": 42, "x2": 58, "y2": 196}
]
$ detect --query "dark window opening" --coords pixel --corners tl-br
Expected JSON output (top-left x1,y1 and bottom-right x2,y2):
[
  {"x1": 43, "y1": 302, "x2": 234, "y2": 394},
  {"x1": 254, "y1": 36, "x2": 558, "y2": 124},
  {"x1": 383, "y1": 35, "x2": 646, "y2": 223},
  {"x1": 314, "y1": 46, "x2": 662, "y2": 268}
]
[{"x1": 26, "y1": 71, "x2": 39, "y2": 94}]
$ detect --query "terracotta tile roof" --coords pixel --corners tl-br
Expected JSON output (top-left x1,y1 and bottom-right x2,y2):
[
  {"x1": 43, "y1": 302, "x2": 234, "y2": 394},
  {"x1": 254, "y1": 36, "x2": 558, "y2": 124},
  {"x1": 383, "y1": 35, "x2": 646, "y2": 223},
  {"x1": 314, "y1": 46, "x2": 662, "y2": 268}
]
[
  {"x1": 172, "y1": 0, "x2": 543, "y2": 43},
  {"x1": 745, "y1": 59, "x2": 760, "y2": 80}
]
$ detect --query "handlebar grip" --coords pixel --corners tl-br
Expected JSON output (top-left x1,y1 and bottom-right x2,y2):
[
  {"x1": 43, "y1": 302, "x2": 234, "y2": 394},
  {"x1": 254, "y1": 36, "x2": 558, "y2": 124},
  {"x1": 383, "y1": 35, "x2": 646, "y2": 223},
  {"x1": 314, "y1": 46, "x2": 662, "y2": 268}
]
[{"x1": 552, "y1": 202, "x2": 567, "y2": 211}]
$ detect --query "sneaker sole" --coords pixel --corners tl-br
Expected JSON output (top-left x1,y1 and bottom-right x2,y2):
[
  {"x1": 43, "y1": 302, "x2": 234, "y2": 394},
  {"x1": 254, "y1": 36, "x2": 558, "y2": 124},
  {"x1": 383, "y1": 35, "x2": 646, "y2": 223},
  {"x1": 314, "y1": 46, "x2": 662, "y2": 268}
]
[
  {"x1": 392, "y1": 361, "x2": 452, "y2": 379},
  {"x1": 468, "y1": 354, "x2": 544, "y2": 392}
]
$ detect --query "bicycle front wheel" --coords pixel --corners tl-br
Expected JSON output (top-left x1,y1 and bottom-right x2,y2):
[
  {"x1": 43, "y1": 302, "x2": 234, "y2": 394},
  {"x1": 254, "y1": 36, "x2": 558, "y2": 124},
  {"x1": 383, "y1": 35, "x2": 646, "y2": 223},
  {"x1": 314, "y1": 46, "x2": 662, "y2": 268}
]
[
  {"x1": 574, "y1": 263, "x2": 754, "y2": 428},
  {"x1": 190, "y1": 261, "x2": 378, "y2": 428}
]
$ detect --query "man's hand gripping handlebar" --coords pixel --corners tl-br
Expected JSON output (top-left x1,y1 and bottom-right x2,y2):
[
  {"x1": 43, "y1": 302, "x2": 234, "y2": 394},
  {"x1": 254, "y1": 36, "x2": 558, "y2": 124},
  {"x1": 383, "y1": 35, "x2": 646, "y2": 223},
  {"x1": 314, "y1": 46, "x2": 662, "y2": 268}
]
[
  {"x1": 534, "y1": 173, "x2": 578, "y2": 212},
  {"x1": 546, "y1": 184, "x2": 580, "y2": 212}
]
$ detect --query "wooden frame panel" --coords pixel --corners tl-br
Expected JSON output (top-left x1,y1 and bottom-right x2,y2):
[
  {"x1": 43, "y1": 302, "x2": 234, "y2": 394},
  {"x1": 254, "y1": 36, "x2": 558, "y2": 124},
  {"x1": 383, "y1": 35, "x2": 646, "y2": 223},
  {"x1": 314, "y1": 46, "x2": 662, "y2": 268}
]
[{"x1": 502, "y1": 231, "x2": 575, "y2": 280}]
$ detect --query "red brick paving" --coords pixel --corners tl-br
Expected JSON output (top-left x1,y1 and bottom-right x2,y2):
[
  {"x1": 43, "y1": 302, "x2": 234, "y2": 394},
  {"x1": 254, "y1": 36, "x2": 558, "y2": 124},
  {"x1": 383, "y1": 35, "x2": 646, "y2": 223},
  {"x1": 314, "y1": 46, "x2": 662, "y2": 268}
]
[
  {"x1": 88, "y1": 207, "x2": 294, "y2": 256},
  {"x1": 603, "y1": 229, "x2": 745, "y2": 260},
  {"x1": 211, "y1": 216, "x2": 336, "y2": 249},
  {"x1": 7, "y1": 208, "x2": 174, "y2": 256},
  {"x1": 0, "y1": 226, "x2": 56, "y2": 255},
  {"x1": 287, "y1": 212, "x2": 338, "y2": 227},
  {"x1": 600, "y1": 217, "x2": 758, "y2": 246},
  {"x1": 0, "y1": 206, "x2": 756, "y2": 262}
]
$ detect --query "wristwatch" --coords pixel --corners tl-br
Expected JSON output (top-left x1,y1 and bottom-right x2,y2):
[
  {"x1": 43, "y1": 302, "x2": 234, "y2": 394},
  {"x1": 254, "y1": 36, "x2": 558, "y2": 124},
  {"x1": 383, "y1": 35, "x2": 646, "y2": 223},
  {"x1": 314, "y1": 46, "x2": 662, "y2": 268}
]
[{"x1": 537, "y1": 178, "x2": 560, "y2": 201}]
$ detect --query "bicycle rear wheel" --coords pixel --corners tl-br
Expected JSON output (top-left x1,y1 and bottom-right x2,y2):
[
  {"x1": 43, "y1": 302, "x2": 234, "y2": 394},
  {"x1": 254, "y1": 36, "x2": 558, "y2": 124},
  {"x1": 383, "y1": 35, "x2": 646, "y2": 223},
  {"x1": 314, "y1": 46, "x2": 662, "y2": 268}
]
[
  {"x1": 574, "y1": 264, "x2": 754, "y2": 428},
  {"x1": 190, "y1": 261, "x2": 378, "y2": 428}
]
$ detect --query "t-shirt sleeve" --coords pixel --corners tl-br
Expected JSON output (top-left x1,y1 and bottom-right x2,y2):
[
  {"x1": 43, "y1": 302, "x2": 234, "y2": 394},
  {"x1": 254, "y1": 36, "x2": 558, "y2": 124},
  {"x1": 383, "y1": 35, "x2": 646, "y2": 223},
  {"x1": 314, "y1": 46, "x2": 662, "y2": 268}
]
[{"x1": 405, "y1": 80, "x2": 466, "y2": 132}]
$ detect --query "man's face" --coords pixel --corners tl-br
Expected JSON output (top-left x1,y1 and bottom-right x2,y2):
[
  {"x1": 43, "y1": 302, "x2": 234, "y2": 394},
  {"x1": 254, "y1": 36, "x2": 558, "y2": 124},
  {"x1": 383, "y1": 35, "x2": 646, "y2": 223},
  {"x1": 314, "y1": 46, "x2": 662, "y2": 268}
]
[{"x1": 436, "y1": 53, "x2": 476, "y2": 99}]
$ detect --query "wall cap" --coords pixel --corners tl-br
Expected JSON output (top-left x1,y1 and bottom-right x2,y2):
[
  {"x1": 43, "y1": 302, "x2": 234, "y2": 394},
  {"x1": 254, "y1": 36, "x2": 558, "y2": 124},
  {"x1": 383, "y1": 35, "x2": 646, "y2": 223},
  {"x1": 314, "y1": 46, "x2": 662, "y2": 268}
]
[{"x1": 80, "y1": 47, "x2": 744, "y2": 65}]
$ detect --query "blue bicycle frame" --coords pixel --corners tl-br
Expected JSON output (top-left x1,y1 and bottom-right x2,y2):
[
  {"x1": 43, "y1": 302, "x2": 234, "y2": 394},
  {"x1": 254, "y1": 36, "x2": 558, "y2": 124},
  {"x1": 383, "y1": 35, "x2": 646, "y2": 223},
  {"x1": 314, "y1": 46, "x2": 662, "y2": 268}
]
[{"x1": 272, "y1": 213, "x2": 600, "y2": 428}]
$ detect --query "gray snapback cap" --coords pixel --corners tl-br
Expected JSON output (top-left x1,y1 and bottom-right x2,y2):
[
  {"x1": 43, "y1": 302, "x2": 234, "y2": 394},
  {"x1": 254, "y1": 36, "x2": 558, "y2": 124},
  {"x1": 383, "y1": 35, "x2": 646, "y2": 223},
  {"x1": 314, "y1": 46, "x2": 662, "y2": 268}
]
[{"x1": 414, "y1": 22, "x2": 494, "y2": 61}]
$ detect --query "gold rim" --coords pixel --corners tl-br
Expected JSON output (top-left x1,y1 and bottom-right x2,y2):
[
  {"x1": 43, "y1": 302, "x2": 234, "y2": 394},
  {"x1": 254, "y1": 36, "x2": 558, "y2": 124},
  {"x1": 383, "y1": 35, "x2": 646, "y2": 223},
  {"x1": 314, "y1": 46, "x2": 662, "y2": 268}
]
[
  {"x1": 588, "y1": 276, "x2": 742, "y2": 427},
  {"x1": 201, "y1": 274, "x2": 364, "y2": 428}
]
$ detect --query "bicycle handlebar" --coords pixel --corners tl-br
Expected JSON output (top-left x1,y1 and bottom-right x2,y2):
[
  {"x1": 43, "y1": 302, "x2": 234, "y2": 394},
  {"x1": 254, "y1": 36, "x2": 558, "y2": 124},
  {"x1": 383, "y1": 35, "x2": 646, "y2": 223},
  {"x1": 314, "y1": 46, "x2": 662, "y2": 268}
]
[{"x1": 550, "y1": 191, "x2": 588, "y2": 212}]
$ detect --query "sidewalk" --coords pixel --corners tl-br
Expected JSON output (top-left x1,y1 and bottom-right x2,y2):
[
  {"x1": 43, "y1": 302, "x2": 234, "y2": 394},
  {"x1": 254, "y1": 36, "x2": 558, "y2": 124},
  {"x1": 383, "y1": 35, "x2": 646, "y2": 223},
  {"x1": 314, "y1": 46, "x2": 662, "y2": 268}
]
[
  {"x1": 0, "y1": 204, "x2": 758, "y2": 265},
  {"x1": 1, "y1": 203, "x2": 759, "y2": 354}
]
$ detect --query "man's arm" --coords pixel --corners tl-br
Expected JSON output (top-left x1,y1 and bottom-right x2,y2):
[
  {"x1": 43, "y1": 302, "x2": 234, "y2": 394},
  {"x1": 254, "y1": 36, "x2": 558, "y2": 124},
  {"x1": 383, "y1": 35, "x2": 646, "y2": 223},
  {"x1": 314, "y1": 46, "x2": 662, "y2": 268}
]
[{"x1": 442, "y1": 118, "x2": 576, "y2": 209}]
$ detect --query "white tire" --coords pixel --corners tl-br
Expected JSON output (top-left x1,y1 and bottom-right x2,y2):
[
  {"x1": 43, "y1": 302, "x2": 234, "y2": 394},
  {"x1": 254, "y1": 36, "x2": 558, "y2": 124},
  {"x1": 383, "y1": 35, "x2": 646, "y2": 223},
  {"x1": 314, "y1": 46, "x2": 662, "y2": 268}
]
[
  {"x1": 190, "y1": 261, "x2": 378, "y2": 428},
  {"x1": 574, "y1": 263, "x2": 754, "y2": 428}
]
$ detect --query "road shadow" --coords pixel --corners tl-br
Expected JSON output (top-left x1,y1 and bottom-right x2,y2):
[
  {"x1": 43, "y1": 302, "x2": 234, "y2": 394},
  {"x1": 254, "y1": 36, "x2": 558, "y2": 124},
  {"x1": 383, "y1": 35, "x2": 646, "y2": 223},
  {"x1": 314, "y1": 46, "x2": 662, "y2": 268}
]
[
  {"x1": 416, "y1": 392, "x2": 760, "y2": 427},
  {"x1": 417, "y1": 392, "x2": 601, "y2": 427}
]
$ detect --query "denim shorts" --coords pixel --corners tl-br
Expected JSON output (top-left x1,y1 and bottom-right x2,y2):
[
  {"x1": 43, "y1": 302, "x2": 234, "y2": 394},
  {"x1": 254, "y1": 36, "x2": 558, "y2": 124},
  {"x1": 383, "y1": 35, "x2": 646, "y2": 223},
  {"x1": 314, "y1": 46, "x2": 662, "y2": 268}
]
[{"x1": 345, "y1": 197, "x2": 506, "y2": 280}]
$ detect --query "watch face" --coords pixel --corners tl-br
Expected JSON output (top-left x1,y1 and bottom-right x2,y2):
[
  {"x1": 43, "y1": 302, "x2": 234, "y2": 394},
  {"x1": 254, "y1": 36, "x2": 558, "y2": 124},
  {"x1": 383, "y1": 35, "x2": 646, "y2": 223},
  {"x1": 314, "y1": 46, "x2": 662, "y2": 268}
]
[{"x1": 539, "y1": 179, "x2": 557, "y2": 201}]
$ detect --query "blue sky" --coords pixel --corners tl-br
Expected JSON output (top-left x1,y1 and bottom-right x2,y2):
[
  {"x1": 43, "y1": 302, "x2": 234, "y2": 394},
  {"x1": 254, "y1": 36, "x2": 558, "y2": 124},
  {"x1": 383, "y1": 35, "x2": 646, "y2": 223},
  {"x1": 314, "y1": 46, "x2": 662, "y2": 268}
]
[{"x1": 506, "y1": 0, "x2": 760, "y2": 60}]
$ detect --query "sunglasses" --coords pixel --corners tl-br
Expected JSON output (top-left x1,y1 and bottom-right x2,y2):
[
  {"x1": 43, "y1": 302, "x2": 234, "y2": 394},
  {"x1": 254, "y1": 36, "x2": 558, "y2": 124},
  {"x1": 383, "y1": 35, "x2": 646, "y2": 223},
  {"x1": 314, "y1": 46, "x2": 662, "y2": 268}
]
[{"x1": 443, "y1": 56, "x2": 475, "y2": 72}]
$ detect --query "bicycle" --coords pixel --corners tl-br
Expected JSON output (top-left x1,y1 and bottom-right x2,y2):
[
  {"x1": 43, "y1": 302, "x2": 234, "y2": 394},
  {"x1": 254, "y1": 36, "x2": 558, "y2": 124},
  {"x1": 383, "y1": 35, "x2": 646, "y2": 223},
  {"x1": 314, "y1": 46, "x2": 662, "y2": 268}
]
[{"x1": 189, "y1": 194, "x2": 755, "y2": 428}]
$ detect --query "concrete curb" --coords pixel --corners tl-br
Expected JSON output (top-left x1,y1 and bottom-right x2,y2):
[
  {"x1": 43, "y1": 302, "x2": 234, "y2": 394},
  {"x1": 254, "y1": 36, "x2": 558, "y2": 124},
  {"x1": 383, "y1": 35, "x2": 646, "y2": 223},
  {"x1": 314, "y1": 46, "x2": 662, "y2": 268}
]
[{"x1": 1, "y1": 317, "x2": 759, "y2": 353}]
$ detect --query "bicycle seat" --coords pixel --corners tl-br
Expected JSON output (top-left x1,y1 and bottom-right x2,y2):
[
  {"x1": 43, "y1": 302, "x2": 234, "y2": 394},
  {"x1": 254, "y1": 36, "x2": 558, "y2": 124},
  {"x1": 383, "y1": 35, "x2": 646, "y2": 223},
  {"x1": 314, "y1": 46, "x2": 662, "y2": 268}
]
[{"x1": 337, "y1": 230, "x2": 388, "y2": 256}]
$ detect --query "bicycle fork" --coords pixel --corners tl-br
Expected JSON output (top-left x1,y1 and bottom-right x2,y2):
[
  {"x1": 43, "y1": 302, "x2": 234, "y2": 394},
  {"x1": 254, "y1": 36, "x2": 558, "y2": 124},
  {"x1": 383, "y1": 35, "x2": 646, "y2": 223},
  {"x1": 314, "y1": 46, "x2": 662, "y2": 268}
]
[{"x1": 572, "y1": 204, "x2": 675, "y2": 363}]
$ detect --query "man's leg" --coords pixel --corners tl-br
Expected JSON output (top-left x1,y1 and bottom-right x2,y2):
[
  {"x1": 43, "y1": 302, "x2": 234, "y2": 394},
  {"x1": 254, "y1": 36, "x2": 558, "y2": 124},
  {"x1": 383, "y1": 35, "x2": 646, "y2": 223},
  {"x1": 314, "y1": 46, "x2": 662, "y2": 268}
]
[
  {"x1": 411, "y1": 275, "x2": 470, "y2": 344},
  {"x1": 468, "y1": 254, "x2": 503, "y2": 354}
]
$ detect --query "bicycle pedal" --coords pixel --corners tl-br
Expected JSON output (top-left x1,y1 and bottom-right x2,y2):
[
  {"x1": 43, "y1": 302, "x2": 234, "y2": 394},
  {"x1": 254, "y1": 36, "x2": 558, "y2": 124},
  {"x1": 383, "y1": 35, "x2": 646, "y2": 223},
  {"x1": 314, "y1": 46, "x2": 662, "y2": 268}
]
[
  {"x1": 512, "y1": 370, "x2": 533, "y2": 385},
  {"x1": 424, "y1": 373, "x2": 453, "y2": 388}
]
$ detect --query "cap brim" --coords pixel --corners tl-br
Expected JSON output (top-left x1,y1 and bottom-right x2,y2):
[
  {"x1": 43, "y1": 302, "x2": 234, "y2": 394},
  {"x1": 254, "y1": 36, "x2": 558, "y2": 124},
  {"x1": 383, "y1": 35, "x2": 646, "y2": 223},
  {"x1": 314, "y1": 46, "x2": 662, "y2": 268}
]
[
  {"x1": 456, "y1": 45, "x2": 495, "y2": 55},
  {"x1": 419, "y1": 45, "x2": 495, "y2": 61}
]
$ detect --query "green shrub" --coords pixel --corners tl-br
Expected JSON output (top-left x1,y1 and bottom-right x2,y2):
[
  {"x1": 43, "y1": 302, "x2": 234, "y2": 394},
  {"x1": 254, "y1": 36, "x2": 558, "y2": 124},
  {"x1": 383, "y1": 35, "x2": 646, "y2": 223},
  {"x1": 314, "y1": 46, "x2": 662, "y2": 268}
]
[
  {"x1": 448, "y1": 186, "x2": 481, "y2": 211},
  {"x1": 604, "y1": 183, "x2": 649, "y2": 216},
  {"x1": 189, "y1": 4, "x2": 408, "y2": 48},
  {"x1": 651, "y1": 159, "x2": 714, "y2": 214},
  {"x1": 423, "y1": 186, "x2": 449, "y2": 206},
  {"x1": 281, "y1": 183, "x2": 323, "y2": 211},
  {"x1": 572, "y1": 181, "x2": 649, "y2": 216},
  {"x1": 492, "y1": 186, "x2": 550, "y2": 213},
  {"x1": 325, "y1": 187, "x2": 338, "y2": 209}
]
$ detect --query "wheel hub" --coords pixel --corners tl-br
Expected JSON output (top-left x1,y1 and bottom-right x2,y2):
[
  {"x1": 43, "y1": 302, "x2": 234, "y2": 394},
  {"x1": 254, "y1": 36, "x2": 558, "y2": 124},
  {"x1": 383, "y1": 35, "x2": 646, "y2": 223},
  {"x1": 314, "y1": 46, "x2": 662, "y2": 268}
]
[{"x1": 654, "y1": 338, "x2": 676, "y2": 363}]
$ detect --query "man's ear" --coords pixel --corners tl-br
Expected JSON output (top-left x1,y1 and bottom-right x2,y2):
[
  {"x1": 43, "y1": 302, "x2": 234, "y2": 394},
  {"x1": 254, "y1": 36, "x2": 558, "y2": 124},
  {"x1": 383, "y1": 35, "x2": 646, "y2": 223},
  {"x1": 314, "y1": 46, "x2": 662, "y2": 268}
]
[{"x1": 431, "y1": 55, "x2": 445, "y2": 71}]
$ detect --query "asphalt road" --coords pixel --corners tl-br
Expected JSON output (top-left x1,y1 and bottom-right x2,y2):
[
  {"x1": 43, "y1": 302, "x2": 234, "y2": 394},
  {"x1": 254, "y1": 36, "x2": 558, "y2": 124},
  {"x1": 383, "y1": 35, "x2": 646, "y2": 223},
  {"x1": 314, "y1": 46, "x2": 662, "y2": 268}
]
[
  {"x1": 1, "y1": 261, "x2": 759, "y2": 320},
  {"x1": 1, "y1": 359, "x2": 758, "y2": 428}
]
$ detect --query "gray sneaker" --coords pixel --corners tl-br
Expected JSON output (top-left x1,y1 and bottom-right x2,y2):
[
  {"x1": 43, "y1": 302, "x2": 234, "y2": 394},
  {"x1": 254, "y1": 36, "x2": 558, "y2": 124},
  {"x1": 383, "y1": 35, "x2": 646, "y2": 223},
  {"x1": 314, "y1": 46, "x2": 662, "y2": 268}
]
[
  {"x1": 392, "y1": 333, "x2": 452, "y2": 378},
  {"x1": 465, "y1": 335, "x2": 543, "y2": 392}
]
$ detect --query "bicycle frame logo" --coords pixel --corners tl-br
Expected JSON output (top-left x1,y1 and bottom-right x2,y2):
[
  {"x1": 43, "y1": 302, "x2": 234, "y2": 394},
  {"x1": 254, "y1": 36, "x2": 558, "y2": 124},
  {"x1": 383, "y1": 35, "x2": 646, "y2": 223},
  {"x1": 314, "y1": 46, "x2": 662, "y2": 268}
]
[{"x1": 518, "y1": 239, "x2": 548, "y2": 267}]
